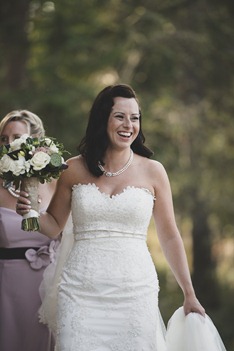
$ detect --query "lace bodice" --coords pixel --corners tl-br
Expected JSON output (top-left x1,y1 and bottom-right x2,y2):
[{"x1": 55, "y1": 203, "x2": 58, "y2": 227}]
[
  {"x1": 55, "y1": 183, "x2": 160, "y2": 351},
  {"x1": 71, "y1": 183, "x2": 155, "y2": 240}
]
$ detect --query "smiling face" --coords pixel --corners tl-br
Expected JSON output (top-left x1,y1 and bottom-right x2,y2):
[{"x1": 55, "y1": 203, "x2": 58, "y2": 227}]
[
  {"x1": 0, "y1": 120, "x2": 29, "y2": 145},
  {"x1": 107, "y1": 97, "x2": 140, "y2": 150}
]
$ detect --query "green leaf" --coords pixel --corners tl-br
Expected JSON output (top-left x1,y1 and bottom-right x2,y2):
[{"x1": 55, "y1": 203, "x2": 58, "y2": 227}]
[{"x1": 50, "y1": 153, "x2": 63, "y2": 167}]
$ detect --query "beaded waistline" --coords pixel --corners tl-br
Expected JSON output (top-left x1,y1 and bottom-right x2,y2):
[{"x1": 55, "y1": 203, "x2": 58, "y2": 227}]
[{"x1": 74, "y1": 230, "x2": 146, "y2": 241}]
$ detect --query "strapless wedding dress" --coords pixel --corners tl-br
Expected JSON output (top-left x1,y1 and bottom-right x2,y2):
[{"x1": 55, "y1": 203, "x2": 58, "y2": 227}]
[
  {"x1": 40, "y1": 183, "x2": 227, "y2": 351},
  {"x1": 56, "y1": 183, "x2": 166, "y2": 351}
]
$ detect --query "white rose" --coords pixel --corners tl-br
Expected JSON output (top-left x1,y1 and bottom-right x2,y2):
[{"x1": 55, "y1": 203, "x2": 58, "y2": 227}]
[
  {"x1": 10, "y1": 134, "x2": 29, "y2": 151},
  {"x1": 12, "y1": 155, "x2": 26, "y2": 176},
  {"x1": 0, "y1": 154, "x2": 15, "y2": 173},
  {"x1": 44, "y1": 138, "x2": 59, "y2": 153},
  {"x1": 44, "y1": 137, "x2": 52, "y2": 145},
  {"x1": 30, "y1": 151, "x2": 50, "y2": 171},
  {"x1": 50, "y1": 144, "x2": 59, "y2": 153},
  {"x1": 24, "y1": 160, "x2": 31, "y2": 173}
]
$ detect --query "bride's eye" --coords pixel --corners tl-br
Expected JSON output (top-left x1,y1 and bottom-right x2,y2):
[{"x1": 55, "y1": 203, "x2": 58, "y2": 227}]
[
  {"x1": 131, "y1": 116, "x2": 139, "y2": 121},
  {"x1": 115, "y1": 115, "x2": 124, "y2": 120}
]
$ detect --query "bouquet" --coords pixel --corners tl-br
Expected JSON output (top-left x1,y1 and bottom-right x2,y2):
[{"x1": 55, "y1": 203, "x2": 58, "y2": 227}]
[{"x1": 0, "y1": 134, "x2": 68, "y2": 231}]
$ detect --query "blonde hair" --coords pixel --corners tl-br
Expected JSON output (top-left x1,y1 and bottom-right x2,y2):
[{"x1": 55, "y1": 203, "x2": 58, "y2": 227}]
[{"x1": 0, "y1": 110, "x2": 45, "y2": 138}]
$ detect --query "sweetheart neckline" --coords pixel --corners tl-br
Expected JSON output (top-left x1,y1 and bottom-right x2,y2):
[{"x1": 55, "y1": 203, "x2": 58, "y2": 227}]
[{"x1": 72, "y1": 183, "x2": 156, "y2": 200}]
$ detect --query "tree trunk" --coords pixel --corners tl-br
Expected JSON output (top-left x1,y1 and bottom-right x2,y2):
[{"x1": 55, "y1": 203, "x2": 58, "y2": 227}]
[
  {"x1": 191, "y1": 197, "x2": 220, "y2": 308},
  {"x1": 0, "y1": 0, "x2": 31, "y2": 90}
]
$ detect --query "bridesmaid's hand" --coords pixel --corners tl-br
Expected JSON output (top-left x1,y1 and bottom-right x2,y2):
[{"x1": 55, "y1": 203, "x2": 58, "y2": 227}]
[
  {"x1": 183, "y1": 294, "x2": 206, "y2": 317},
  {"x1": 16, "y1": 191, "x2": 31, "y2": 216}
]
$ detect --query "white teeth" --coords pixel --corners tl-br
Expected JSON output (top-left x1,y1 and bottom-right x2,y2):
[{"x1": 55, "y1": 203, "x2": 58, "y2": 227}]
[{"x1": 118, "y1": 132, "x2": 132, "y2": 137}]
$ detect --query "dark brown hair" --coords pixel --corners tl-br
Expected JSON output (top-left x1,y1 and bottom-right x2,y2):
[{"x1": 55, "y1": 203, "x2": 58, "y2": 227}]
[{"x1": 78, "y1": 84, "x2": 153, "y2": 176}]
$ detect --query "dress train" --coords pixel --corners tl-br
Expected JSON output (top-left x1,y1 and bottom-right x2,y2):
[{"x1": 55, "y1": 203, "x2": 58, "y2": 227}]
[{"x1": 166, "y1": 307, "x2": 227, "y2": 351}]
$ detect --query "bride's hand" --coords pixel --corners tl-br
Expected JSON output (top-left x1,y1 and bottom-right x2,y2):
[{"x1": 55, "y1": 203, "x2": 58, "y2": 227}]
[
  {"x1": 16, "y1": 191, "x2": 31, "y2": 216},
  {"x1": 183, "y1": 294, "x2": 206, "y2": 317}
]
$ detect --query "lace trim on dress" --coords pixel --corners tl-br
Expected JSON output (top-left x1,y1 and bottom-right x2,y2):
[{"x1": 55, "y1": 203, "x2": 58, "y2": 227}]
[{"x1": 72, "y1": 183, "x2": 156, "y2": 201}]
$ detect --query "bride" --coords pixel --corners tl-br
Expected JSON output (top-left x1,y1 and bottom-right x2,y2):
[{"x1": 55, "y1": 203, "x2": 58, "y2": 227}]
[{"x1": 16, "y1": 84, "x2": 226, "y2": 351}]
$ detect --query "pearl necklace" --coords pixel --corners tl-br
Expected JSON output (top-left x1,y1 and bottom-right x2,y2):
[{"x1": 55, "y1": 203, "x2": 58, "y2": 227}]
[{"x1": 98, "y1": 150, "x2": 133, "y2": 177}]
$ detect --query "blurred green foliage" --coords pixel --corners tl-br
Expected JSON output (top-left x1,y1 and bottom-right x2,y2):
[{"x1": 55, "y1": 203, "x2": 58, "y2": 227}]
[{"x1": 1, "y1": 0, "x2": 234, "y2": 348}]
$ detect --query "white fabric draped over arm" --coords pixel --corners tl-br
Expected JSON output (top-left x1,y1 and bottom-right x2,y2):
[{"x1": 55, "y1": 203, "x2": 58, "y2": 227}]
[{"x1": 38, "y1": 214, "x2": 74, "y2": 335}]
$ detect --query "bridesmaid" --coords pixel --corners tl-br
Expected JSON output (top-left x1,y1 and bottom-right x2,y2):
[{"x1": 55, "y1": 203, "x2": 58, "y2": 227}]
[{"x1": 0, "y1": 110, "x2": 59, "y2": 351}]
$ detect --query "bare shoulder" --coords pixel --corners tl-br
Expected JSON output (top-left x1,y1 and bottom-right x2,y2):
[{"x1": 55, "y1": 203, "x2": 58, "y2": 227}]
[
  {"x1": 58, "y1": 155, "x2": 86, "y2": 187},
  {"x1": 136, "y1": 155, "x2": 167, "y2": 178},
  {"x1": 148, "y1": 159, "x2": 171, "y2": 196},
  {"x1": 66, "y1": 155, "x2": 84, "y2": 170},
  {"x1": 134, "y1": 155, "x2": 170, "y2": 195},
  {"x1": 149, "y1": 160, "x2": 168, "y2": 180}
]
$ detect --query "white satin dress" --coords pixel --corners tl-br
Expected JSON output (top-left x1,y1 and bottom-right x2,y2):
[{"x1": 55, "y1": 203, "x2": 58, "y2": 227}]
[{"x1": 55, "y1": 183, "x2": 166, "y2": 351}]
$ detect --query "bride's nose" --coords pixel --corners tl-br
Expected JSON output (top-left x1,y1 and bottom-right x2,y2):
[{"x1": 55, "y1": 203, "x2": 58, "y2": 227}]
[{"x1": 122, "y1": 117, "x2": 131, "y2": 128}]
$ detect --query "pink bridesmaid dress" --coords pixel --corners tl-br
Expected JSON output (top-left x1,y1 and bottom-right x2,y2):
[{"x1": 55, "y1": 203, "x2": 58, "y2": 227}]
[{"x1": 0, "y1": 207, "x2": 58, "y2": 351}]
